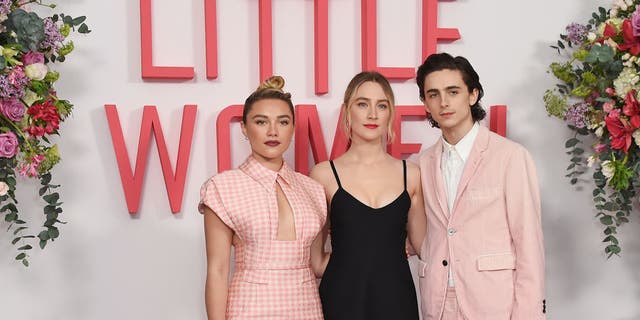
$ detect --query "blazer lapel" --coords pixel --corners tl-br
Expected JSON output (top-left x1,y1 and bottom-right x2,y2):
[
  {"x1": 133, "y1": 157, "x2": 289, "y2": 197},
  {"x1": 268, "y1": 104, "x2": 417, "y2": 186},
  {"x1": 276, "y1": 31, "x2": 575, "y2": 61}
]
[
  {"x1": 452, "y1": 126, "x2": 490, "y2": 214},
  {"x1": 428, "y1": 139, "x2": 450, "y2": 223}
]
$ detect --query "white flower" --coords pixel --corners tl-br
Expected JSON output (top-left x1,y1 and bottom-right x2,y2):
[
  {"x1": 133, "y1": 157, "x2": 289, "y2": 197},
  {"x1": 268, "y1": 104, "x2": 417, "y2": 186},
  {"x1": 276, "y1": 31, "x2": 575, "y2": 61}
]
[
  {"x1": 0, "y1": 181, "x2": 8, "y2": 196},
  {"x1": 596, "y1": 126, "x2": 604, "y2": 138},
  {"x1": 613, "y1": 67, "x2": 640, "y2": 98},
  {"x1": 22, "y1": 89, "x2": 41, "y2": 107},
  {"x1": 625, "y1": 0, "x2": 634, "y2": 6},
  {"x1": 633, "y1": 129, "x2": 640, "y2": 147},
  {"x1": 601, "y1": 160, "x2": 615, "y2": 182},
  {"x1": 24, "y1": 63, "x2": 48, "y2": 81},
  {"x1": 622, "y1": 53, "x2": 631, "y2": 60},
  {"x1": 587, "y1": 32, "x2": 597, "y2": 41},
  {"x1": 587, "y1": 155, "x2": 597, "y2": 168}
]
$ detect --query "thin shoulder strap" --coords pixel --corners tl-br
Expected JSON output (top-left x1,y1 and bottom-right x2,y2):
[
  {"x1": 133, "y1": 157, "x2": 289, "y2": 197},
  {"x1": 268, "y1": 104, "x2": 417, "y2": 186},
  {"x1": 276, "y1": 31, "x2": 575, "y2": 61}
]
[
  {"x1": 402, "y1": 160, "x2": 407, "y2": 191},
  {"x1": 329, "y1": 160, "x2": 342, "y2": 188}
]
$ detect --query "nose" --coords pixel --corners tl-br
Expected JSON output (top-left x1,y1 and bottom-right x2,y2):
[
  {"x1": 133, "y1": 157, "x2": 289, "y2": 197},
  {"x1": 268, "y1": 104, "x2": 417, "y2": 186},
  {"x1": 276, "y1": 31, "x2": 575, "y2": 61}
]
[
  {"x1": 267, "y1": 122, "x2": 278, "y2": 137},
  {"x1": 440, "y1": 95, "x2": 449, "y2": 108},
  {"x1": 367, "y1": 106, "x2": 378, "y2": 119}
]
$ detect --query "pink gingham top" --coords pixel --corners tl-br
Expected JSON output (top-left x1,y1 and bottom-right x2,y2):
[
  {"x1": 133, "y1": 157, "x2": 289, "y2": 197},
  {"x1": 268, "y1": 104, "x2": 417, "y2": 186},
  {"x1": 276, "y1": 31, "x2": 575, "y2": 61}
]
[{"x1": 199, "y1": 155, "x2": 327, "y2": 319}]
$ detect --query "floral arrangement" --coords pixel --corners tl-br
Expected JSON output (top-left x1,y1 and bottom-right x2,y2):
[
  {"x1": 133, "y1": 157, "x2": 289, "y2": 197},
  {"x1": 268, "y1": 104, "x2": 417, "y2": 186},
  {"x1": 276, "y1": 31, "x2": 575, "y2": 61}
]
[
  {"x1": 544, "y1": 0, "x2": 640, "y2": 257},
  {"x1": 0, "y1": 0, "x2": 89, "y2": 266}
]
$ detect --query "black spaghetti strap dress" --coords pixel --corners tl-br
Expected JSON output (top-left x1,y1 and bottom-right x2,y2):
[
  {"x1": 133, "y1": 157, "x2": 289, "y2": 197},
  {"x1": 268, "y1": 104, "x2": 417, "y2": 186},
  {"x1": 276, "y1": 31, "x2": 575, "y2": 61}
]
[{"x1": 319, "y1": 160, "x2": 419, "y2": 320}]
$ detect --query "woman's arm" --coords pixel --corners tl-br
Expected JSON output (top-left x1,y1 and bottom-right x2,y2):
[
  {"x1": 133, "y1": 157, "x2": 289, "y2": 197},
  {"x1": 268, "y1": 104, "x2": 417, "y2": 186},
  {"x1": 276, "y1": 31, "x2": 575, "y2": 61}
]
[
  {"x1": 406, "y1": 162, "x2": 427, "y2": 258},
  {"x1": 309, "y1": 162, "x2": 334, "y2": 278},
  {"x1": 203, "y1": 206, "x2": 234, "y2": 320}
]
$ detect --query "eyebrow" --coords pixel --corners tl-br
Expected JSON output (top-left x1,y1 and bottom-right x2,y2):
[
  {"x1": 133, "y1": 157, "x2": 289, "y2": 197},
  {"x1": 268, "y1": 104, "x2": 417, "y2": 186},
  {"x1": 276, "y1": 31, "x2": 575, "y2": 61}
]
[
  {"x1": 251, "y1": 114, "x2": 292, "y2": 119},
  {"x1": 354, "y1": 97, "x2": 390, "y2": 104},
  {"x1": 426, "y1": 85, "x2": 462, "y2": 93}
]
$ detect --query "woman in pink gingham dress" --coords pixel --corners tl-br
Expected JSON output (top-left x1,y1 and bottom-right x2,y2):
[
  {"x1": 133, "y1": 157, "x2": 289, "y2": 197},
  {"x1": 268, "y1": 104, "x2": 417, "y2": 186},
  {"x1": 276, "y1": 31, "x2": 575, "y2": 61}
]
[{"x1": 200, "y1": 76, "x2": 328, "y2": 320}]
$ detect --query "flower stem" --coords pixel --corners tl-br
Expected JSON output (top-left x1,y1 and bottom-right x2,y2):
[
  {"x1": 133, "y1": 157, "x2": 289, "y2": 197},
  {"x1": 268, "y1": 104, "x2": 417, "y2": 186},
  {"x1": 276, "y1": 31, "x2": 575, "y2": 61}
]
[{"x1": 0, "y1": 114, "x2": 34, "y2": 153}]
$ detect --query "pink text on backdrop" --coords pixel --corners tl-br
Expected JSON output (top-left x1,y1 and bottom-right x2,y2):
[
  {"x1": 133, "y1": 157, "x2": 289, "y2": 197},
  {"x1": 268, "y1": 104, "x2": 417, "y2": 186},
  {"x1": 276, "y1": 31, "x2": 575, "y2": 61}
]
[
  {"x1": 105, "y1": 105, "x2": 506, "y2": 214},
  {"x1": 139, "y1": 0, "x2": 460, "y2": 93}
]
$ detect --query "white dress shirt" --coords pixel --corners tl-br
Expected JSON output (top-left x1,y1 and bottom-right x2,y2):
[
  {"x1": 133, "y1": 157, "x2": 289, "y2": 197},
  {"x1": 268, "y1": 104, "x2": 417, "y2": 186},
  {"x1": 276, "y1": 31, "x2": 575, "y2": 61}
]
[{"x1": 440, "y1": 122, "x2": 479, "y2": 286}]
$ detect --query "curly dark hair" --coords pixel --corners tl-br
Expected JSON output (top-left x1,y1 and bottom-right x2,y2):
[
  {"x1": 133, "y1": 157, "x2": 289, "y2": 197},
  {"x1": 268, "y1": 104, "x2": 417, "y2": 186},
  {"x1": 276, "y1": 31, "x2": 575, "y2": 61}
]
[{"x1": 416, "y1": 53, "x2": 486, "y2": 128}]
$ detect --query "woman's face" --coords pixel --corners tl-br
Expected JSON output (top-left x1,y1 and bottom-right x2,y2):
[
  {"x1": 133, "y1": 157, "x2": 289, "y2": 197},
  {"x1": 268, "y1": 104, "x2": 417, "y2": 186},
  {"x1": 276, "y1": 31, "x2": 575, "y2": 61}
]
[
  {"x1": 241, "y1": 98, "x2": 294, "y2": 164},
  {"x1": 346, "y1": 81, "x2": 391, "y2": 144}
]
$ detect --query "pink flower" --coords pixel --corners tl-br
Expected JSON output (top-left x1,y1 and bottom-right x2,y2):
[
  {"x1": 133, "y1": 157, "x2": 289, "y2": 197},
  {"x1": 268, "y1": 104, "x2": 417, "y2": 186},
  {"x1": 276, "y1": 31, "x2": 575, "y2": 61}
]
[
  {"x1": 594, "y1": 144, "x2": 607, "y2": 153},
  {"x1": 0, "y1": 99, "x2": 25, "y2": 121},
  {"x1": 606, "y1": 87, "x2": 616, "y2": 96},
  {"x1": 21, "y1": 51, "x2": 44, "y2": 65},
  {"x1": 603, "y1": 102, "x2": 615, "y2": 113},
  {"x1": 18, "y1": 154, "x2": 45, "y2": 177},
  {"x1": 0, "y1": 132, "x2": 19, "y2": 158},
  {"x1": 609, "y1": 108, "x2": 621, "y2": 119}
]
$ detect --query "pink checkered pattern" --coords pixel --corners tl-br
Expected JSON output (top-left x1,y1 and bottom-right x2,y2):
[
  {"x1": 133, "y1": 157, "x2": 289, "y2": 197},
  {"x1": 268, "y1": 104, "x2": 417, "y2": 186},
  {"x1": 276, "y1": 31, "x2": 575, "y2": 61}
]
[{"x1": 200, "y1": 156, "x2": 327, "y2": 319}]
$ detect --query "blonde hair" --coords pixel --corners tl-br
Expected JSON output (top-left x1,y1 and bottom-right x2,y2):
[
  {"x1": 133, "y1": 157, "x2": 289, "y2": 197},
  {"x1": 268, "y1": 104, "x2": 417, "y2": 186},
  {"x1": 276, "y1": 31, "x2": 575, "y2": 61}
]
[
  {"x1": 341, "y1": 71, "x2": 395, "y2": 144},
  {"x1": 243, "y1": 75, "x2": 294, "y2": 123}
]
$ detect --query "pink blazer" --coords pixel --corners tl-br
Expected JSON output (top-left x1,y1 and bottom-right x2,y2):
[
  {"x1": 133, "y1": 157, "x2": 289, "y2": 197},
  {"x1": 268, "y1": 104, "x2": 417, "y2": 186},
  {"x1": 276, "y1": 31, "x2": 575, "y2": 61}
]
[{"x1": 417, "y1": 126, "x2": 546, "y2": 320}]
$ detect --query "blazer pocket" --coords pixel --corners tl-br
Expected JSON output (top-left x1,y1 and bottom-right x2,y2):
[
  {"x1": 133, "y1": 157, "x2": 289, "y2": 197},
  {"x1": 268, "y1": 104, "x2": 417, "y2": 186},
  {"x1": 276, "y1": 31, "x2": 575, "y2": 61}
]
[
  {"x1": 477, "y1": 253, "x2": 516, "y2": 271},
  {"x1": 465, "y1": 187, "x2": 500, "y2": 201}
]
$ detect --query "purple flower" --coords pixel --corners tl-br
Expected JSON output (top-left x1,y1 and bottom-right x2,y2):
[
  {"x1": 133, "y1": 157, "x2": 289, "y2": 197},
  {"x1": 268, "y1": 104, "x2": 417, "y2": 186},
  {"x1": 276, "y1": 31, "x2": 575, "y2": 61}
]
[
  {"x1": 633, "y1": 7, "x2": 640, "y2": 37},
  {"x1": 21, "y1": 51, "x2": 45, "y2": 65},
  {"x1": 565, "y1": 102, "x2": 590, "y2": 128},
  {"x1": 565, "y1": 23, "x2": 588, "y2": 45},
  {"x1": 40, "y1": 18, "x2": 65, "y2": 50},
  {"x1": 0, "y1": 132, "x2": 19, "y2": 158},
  {"x1": 0, "y1": 67, "x2": 30, "y2": 99},
  {"x1": 0, "y1": 99, "x2": 25, "y2": 122},
  {"x1": 0, "y1": 0, "x2": 10, "y2": 16}
]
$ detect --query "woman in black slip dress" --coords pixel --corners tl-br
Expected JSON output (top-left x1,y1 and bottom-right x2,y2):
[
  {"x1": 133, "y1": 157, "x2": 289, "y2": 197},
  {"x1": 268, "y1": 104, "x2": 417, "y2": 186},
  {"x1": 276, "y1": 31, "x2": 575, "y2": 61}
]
[{"x1": 309, "y1": 71, "x2": 427, "y2": 320}]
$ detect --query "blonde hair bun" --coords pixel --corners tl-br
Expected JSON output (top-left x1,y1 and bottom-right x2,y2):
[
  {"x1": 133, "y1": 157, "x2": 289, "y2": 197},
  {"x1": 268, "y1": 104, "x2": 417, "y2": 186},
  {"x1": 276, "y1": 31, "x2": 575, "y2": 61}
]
[{"x1": 257, "y1": 75, "x2": 286, "y2": 92}]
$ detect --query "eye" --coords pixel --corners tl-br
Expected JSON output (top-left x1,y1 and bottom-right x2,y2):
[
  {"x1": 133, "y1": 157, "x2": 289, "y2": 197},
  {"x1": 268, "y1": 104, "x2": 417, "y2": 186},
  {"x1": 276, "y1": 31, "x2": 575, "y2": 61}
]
[
  {"x1": 427, "y1": 92, "x2": 438, "y2": 99},
  {"x1": 357, "y1": 102, "x2": 368, "y2": 108},
  {"x1": 279, "y1": 120, "x2": 290, "y2": 126},
  {"x1": 449, "y1": 90, "x2": 459, "y2": 96},
  {"x1": 377, "y1": 103, "x2": 388, "y2": 110},
  {"x1": 255, "y1": 119, "x2": 267, "y2": 125}
]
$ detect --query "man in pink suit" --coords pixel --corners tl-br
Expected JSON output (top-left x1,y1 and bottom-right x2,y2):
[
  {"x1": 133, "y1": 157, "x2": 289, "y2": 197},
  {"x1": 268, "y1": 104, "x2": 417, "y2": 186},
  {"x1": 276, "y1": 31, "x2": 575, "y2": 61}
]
[{"x1": 415, "y1": 53, "x2": 546, "y2": 320}]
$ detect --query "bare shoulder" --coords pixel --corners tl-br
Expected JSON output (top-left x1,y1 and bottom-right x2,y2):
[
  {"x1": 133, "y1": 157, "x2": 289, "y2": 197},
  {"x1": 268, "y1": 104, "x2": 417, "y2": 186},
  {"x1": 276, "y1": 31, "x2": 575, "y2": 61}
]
[{"x1": 309, "y1": 161, "x2": 332, "y2": 185}]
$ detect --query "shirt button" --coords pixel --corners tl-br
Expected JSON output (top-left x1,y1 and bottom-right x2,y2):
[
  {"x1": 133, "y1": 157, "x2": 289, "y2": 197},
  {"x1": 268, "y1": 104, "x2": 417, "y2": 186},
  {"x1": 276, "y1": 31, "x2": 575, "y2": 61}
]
[
  {"x1": 442, "y1": 260, "x2": 448, "y2": 266},
  {"x1": 447, "y1": 228, "x2": 456, "y2": 236}
]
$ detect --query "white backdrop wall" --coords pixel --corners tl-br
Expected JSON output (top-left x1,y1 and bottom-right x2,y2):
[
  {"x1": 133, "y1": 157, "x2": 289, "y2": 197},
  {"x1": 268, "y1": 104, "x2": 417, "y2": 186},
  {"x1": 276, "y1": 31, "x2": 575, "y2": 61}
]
[{"x1": 1, "y1": 0, "x2": 639, "y2": 319}]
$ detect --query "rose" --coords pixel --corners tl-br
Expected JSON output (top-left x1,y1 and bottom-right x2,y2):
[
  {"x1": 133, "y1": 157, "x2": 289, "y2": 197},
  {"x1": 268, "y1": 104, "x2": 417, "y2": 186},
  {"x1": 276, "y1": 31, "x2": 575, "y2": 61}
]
[
  {"x1": 24, "y1": 63, "x2": 48, "y2": 81},
  {"x1": 21, "y1": 51, "x2": 44, "y2": 65},
  {"x1": 0, "y1": 132, "x2": 18, "y2": 158},
  {"x1": 0, "y1": 98, "x2": 25, "y2": 121},
  {"x1": 0, "y1": 181, "x2": 8, "y2": 196}
]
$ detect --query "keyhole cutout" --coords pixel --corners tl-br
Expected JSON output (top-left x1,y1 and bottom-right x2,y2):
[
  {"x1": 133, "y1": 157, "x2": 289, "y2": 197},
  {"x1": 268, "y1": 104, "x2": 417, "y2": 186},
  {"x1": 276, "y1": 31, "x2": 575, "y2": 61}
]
[{"x1": 275, "y1": 183, "x2": 296, "y2": 240}]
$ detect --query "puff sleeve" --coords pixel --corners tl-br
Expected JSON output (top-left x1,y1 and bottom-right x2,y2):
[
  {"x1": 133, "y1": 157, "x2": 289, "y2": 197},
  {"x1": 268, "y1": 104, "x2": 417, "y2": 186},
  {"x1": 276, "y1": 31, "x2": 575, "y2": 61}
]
[{"x1": 199, "y1": 178, "x2": 237, "y2": 232}]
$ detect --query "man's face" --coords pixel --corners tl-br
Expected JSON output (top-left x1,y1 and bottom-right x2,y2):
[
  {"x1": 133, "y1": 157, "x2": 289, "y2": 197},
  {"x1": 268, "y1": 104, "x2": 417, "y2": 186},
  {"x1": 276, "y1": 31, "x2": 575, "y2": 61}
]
[{"x1": 422, "y1": 69, "x2": 478, "y2": 135}]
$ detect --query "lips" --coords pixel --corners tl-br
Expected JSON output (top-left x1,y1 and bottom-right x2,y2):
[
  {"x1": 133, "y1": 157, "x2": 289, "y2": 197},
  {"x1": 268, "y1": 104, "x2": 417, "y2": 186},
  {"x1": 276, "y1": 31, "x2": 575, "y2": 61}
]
[
  {"x1": 440, "y1": 112, "x2": 455, "y2": 118},
  {"x1": 363, "y1": 124, "x2": 379, "y2": 129},
  {"x1": 264, "y1": 140, "x2": 281, "y2": 147}
]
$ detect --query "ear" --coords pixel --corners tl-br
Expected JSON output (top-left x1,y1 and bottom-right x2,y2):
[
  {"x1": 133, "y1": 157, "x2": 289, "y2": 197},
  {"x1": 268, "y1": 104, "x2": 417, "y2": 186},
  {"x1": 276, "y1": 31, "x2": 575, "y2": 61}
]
[{"x1": 469, "y1": 88, "x2": 479, "y2": 106}]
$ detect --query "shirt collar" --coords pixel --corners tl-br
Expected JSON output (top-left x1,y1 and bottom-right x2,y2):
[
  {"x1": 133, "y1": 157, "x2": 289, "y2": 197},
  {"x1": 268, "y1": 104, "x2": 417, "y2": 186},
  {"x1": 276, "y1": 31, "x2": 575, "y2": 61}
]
[
  {"x1": 239, "y1": 155, "x2": 295, "y2": 189},
  {"x1": 441, "y1": 122, "x2": 479, "y2": 163}
]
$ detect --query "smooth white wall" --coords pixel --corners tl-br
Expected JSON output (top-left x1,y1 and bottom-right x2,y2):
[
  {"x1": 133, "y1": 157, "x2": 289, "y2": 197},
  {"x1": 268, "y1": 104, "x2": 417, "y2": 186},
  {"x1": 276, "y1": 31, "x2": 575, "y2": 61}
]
[{"x1": 1, "y1": 0, "x2": 639, "y2": 319}]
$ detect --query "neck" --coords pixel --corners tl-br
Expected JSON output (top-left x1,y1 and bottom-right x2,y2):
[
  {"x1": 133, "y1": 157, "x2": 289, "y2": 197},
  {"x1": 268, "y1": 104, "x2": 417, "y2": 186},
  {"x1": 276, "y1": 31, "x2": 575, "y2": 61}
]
[
  {"x1": 251, "y1": 153, "x2": 284, "y2": 172},
  {"x1": 343, "y1": 137, "x2": 388, "y2": 164},
  {"x1": 442, "y1": 119, "x2": 474, "y2": 145}
]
